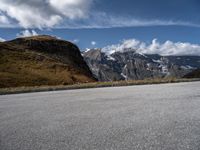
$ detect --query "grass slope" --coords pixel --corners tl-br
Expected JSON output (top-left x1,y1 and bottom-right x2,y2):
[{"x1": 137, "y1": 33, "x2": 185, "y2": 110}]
[{"x1": 0, "y1": 36, "x2": 95, "y2": 88}]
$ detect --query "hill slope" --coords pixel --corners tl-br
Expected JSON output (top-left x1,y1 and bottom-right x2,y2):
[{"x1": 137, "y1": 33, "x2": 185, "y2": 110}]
[{"x1": 0, "y1": 35, "x2": 96, "y2": 88}]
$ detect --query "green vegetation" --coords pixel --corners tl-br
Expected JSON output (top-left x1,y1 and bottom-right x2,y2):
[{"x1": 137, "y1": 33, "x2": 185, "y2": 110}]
[{"x1": 0, "y1": 78, "x2": 199, "y2": 95}]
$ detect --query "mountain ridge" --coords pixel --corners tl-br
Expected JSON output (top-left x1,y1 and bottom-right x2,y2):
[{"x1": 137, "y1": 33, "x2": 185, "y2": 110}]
[{"x1": 83, "y1": 48, "x2": 200, "y2": 81}]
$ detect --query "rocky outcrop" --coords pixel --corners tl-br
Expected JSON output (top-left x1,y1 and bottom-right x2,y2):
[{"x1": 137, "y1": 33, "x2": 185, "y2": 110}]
[{"x1": 83, "y1": 49, "x2": 123, "y2": 81}]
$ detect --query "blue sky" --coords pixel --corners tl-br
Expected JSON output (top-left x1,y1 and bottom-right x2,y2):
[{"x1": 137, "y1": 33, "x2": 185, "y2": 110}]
[{"x1": 0, "y1": 0, "x2": 200, "y2": 55}]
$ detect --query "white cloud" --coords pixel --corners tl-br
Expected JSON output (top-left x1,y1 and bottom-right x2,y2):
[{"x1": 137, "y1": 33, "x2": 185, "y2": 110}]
[
  {"x1": 98, "y1": 14, "x2": 200, "y2": 28},
  {"x1": 72, "y1": 39, "x2": 79, "y2": 43},
  {"x1": 0, "y1": 12, "x2": 12, "y2": 27},
  {"x1": 55, "y1": 13, "x2": 200, "y2": 29},
  {"x1": 0, "y1": 37, "x2": 6, "y2": 42},
  {"x1": 17, "y1": 30, "x2": 38, "y2": 37},
  {"x1": 91, "y1": 41, "x2": 96, "y2": 46},
  {"x1": 49, "y1": 0, "x2": 92, "y2": 19},
  {"x1": 102, "y1": 39, "x2": 146, "y2": 55},
  {"x1": 69, "y1": 39, "x2": 79, "y2": 44},
  {"x1": 102, "y1": 39, "x2": 200, "y2": 56},
  {"x1": 0, "y1": 0, "x2": 92, "y2": 28},
  {"x1": 0, "y1": 15, "x2": 9, "y2": 24},
  {"x1": 144, "y1": 39, "x2": 200, "y2": 56}
]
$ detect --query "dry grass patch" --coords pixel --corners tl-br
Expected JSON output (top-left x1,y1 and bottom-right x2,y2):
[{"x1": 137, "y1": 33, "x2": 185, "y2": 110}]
[{"x1": 0, "y1": 78, "x2": 199, "y2": 95}]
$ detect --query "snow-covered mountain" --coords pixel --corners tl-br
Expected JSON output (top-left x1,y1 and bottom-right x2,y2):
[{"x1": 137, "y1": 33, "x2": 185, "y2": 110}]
[{"x1": 83, "y1": 48, "x2": 200, "y2": 81}]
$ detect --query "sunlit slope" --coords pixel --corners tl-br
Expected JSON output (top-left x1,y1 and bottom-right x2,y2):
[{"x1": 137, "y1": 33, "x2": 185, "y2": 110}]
[{"x1": 0, "y1": 35, "x2": 96, "y2": 88}]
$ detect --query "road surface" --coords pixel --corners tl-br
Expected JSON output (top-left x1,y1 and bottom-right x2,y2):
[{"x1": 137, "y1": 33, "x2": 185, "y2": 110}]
[{"x1": 1, "y1": 82, "x2": 200, "y2": 150}]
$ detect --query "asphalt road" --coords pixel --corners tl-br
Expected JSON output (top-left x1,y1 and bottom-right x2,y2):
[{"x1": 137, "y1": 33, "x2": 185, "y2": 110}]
[{"x1": 0, "y1": 82, "x2": 200, "y2": 150}]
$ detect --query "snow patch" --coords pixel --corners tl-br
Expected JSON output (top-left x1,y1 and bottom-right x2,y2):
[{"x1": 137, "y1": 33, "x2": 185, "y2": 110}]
[
  {"x1": 181, "y1": 65, "x2": 196, "y2": 70},
  {"x1": 124, "y1": 64, "x2": 127, "y2": 69},
  {"x1": 159, "y1": 64, "x2": 169, "y2": 74},
  {"x1": 106, "y1": 55, "x2": 116, "y2": 61},
  {"x1": 121, "y1": 73, "x2": 127, "y2": 80},
  {"x1": 85, "y1": 48, "x2": 91, "y2": 53},
  {"x1": 146, "y1": 63, "x2": 151, "y2": 70},
  {"x1": 138, "y1": 52, "x2": 147, "y2": 58},
  {"x1": 152, "y1": 59, "x2": 162, "y2": 63}
]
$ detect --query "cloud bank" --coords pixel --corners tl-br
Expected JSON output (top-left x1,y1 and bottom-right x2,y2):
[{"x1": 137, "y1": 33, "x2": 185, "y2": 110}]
[
  {"x1": 0, "y1": 0, "x2": 92, "y2": 28},
  {"x1": 102, "y1": 39, "x2": 200, "y2": 56},
  {"x1": 0, "y1": 0, "x2": 199, "y2": 29},
  {"x1": 0, "y1": 15, "x2": 9, "y2": 24},
  {"x1": 73, "y1": 12, "x2": 200, "y2": 29},
  {"x1": 17, "y1": 30, "x2": 38, "y2": 37}
]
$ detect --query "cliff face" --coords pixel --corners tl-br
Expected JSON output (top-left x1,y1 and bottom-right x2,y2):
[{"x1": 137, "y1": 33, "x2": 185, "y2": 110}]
[
  {"x1": 83, "y1": 49, "x2": 123, "y2": 81},
  {"x1": 83, "y1": 49, "x2": 200, "y2": 81},
  {"x1": 0, "y1": 35, "x2": 96, "y2": 88}
]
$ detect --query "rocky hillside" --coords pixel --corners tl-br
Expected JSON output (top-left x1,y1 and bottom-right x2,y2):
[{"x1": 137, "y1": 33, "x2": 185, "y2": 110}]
[
  {"x1": 83, "y1": 49, "x2": 200, "y2": 81},
  {"x1": 0, "y1": 35, "x2": 96, "y2": 88}
]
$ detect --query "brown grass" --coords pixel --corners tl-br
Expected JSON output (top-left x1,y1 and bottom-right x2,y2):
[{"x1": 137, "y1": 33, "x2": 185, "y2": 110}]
[
  {"x1": 0, "y1": 78, "x2": 199, "y2": 95},
  {"x1": 0, "y1": 48, "x2": 94, "y2": 88}
]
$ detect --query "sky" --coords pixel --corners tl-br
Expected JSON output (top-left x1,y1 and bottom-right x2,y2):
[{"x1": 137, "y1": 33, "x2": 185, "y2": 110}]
[{"x1": 0, "y1": 0, "x2": 200, "y2": 55}]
